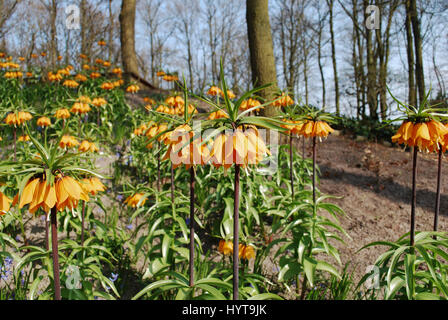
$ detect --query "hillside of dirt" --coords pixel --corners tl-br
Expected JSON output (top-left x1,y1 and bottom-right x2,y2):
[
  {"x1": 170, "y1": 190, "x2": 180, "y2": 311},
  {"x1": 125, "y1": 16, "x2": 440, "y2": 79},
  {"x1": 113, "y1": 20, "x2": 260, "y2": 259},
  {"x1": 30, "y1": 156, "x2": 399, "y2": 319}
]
[{"x1": 304, "y1": 133, "x2": 448, "y2": 288}]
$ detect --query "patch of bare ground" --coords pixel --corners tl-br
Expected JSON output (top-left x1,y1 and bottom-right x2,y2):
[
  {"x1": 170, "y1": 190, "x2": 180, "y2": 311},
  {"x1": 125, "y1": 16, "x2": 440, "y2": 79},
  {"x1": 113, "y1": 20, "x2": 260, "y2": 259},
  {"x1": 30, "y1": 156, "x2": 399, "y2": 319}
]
[{"x1": 300, "y1": 134, "x2": 448, "y2": 294}]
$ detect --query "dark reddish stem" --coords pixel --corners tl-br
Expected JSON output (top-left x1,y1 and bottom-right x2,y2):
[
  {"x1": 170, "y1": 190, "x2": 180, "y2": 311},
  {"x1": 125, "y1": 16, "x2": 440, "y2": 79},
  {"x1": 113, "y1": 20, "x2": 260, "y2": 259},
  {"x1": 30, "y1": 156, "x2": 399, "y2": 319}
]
[
  {"x1": 302, "y1": 136, "x2": 305, "y2": 159},
  {"x1": 157, "y1": 142, "x2": 161, "y2": 192},
  {"x1": 13, "y1": 127, "x2": 17, "y2": 161},
  {"x1": 312, "y1": 136, "x2": 317, "y2": 205},
  {"x1": 410, "y1": 147, "x2": 418, "y2": 250},
  {"x1": 45, "y1": 216, "x2": 49, "y2": 251},
  {"x1": 290, "y1": 134, "x2": 294, "y2": 198},
  {"x1": 51, "y1": 206, "x2": 61, "y2": 300},
  {"x1": 81, "y1": 201, "x2": 86, "y2": 246},
  {"x1": 233, "y1": 164, "x2": 241, "y2": 300},
  {"x1": 171, "y1": 163, "x2": 175, "y2": 204},
  {"x1": 434, "y1": 147, "x2": 442, "y2": 235},
  {"x1": 189, "y1": 166, "x2": 195, "y2": 287}
]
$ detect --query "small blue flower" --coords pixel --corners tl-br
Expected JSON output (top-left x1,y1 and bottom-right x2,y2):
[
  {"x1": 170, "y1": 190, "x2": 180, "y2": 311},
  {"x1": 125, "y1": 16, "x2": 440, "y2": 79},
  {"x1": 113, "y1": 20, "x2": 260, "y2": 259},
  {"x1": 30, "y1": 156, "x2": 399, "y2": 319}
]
[
  {"x1": 116, "y1": 194, "x2": 123, "y2": 201},
  {"x1": 126, "y1": 224, "x2": 134, "y2": 230},
  {"x1": 15, "y1": 235, "x2": 21, "y2": 242},
  {"x1": 115, "y1": 152, "x2": 121, "y2": 158},
  {"x1": 4, "y1": 257, "x2": 13, "y2": 266},
  {"x1": 109, "y1": 272, "x2": 119, "y2": 282},
  {"x1": 185, "y1": 218, "x2": 190, "y2": 226},
  {"x1": 127, "y1": 140, "x2": 131, "y2": 146}
]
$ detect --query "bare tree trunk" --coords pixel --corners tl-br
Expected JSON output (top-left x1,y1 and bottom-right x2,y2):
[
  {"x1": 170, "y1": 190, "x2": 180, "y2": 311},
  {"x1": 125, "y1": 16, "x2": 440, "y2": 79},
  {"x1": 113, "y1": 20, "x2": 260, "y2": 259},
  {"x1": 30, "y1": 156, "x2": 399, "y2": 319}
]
[
  {"x1": 327, "y1": 0, "x2": 340, "y2": 116},
  {"x1": 108, "y1": 0, "x2": 114, "y2": 61},
  {"x1": 80, "y1": 0, "x2": 87, "y2": 56},
  {"x1": 246, "y1": 0, "x2": 279, "y2": 117},
  {"x1": 119, "y1": 0, "x2": 139, "y2": 82},
  {"x1": 405, "y1": 0, "x2": 417, "y2": 107},
  {"x1": 317, "y1": 20, "x2": 326, "y2": 110},
  {"x1": 49, "y1": 0, "x2": 58, "y2": 68},
  {"x1": 408, "y1": 0, "x2": 425, "y2": 104}
]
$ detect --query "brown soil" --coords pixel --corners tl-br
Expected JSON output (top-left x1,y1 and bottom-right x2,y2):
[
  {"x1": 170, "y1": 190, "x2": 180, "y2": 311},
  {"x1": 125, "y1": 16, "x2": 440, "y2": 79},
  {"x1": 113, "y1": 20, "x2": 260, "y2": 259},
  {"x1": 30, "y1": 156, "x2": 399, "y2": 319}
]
[{"x1": 303, "y1": 133, "x2": 448, "y2": 290}]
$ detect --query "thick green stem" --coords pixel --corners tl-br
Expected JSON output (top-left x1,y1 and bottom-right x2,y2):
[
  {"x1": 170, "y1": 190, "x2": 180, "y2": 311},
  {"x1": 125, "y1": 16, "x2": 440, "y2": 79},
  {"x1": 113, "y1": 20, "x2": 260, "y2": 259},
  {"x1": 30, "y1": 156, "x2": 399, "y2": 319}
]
[
  {"x1": 411, "y1": 147, "x2": 418, "y2": 250},
  {"x1": 171, "y1": 163, "x2": 175, "y2": 204},
  {"x1": 233, "y1": 164, "x2": 241, "y2": 300},
  {"x1": 13, "y1": 127, "x2": 17, "y2": 162},
  {"x1": 81, "y1": 201, "x2": 86, "y2": 246},
  {"x1": 312, "y1": 136, "x2": 317, "y2": 213},
  {"x1": 434, "y1": 147, "x2": 442, "y2": 234},
  {"x1": 45, "y1": 215, "x2": 49, "y2": 251},
  {"x1": 51, "y1": 206, "x2": 61, "y2": 300},
  {"x1": 157, "y1": 142, "x2": 161, "y2": 192},
  {"x1": 290, "y1": 134, "x2": 294, "y2": 198},
  {"x1": 189, "y1": 166, "x2": 195, "y2": 287}
]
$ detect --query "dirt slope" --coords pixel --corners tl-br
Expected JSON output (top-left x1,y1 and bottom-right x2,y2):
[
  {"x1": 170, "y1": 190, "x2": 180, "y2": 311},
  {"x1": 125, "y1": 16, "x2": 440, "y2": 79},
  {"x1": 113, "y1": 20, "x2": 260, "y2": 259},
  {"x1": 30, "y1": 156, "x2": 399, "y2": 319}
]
[{"x1": 302, "y1": 133, "x2": 448, "y2": 288}]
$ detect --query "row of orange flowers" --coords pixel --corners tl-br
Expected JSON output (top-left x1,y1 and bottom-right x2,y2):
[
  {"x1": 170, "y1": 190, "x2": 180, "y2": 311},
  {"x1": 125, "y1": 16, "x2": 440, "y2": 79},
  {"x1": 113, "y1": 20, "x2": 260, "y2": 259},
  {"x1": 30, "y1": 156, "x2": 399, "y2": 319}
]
[{"x1": 0, "y1": 175, "x2": 106, "y2": 216}]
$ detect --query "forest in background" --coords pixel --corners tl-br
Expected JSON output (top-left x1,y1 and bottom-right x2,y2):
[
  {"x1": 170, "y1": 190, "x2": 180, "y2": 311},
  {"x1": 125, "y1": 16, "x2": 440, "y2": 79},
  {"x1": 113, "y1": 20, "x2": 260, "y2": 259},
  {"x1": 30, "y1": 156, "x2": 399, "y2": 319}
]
[{"x1": 0, "y1": 0, "x2": 447, "y2": 120}]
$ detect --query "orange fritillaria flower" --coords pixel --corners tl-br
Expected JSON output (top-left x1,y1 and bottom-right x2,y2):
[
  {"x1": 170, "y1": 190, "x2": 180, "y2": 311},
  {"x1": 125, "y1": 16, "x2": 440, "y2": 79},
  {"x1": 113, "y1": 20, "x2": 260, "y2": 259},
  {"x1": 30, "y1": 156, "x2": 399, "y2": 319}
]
[
  {"x1": 156, "y1": 71, "x2": 166, "y2": 77},
  {"x1": 37, "y1": 116, "x2": 52, "y2": 127},
  {"x1": 241, "y1": 245, "x2": 256, "y2": 260},
  {"x1": 218, "y1": 240, "x2": 233, "y2": 256},
  {"x1": 207, "y1": 86, "x2": 223, "y2": 97},
  {"x1": 281, "y1": 119, "x2": 304, "y2": 135},
  {"x1": 126, "y1": 84, "x2": 140, "y2": 93},
  {"x1": 163, "y1": 124, "x2": 210, "y2": 169},
  {"x1": 55, "y1": 108, "x2": 71, "y2": 119},
  {"x1": 77, "y1": 96, "x2": 91, "y2": 104},
  {"x1": 124, "y1": 193, "x2": 146, "y2": 208},
  {"x1": 12, "y1": 176, "x2": 89, "y2": 213},
  {"x1": 207, "y1": 109, "x2": 229, "y2": 120},
  {"x1": 392, "y1": 120, "x2": 448, "y2": 152},
  {"x1": 297, "y1": 120, "x2": 334, "y2": 138},
  {"x1": 75, "y1": 74, "x2": 88, "y2": 82},
  {"x1": 210, "y1": 128, "x2": 270, "y2": 169},
  {"x1": 5, "y1": 111, "x2": 32, "y2": 126},
  {"x1": 91, "y1": 72, "x2": 101, "y2": 79},
  {"x1": 100, "y1": 82, "x2": 114, "y2": 90},
  {"x1": 18, "y1": 135, "x2": 30, "y2": 142},
  {"x1": 92, "y1": 97, "x2": 107, "y2": 107},
  {"x1": 59, "y1": 135, "x2": 79, "y2": 149},
  {"x1": 80, "y1": 177, "x2": 106, "y2": 196},
  {"x1": 63, "y1": 80, "x2": 79, "y2": 88},
  {"x1": 112, "y1": 68, "x2": 122, "y2": 75},
  {"x1": 240, "y1": 98, "x2": 261, "y2": 111},
  {"x1": 78, "y1": 140, "x2": 99, "y2": 153},
  {"x1": 70, "y1": 102, "x2": 91, "y2": 114},
  {"x1": 0, "y1": 191, "x2": 12, "y2": 215},
  {"x1": 220, "y1": 90, "x2": 236, "y2": 99},
  {"x1": 273, "y1": 93, "x2": 294, "y2": 107}
]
